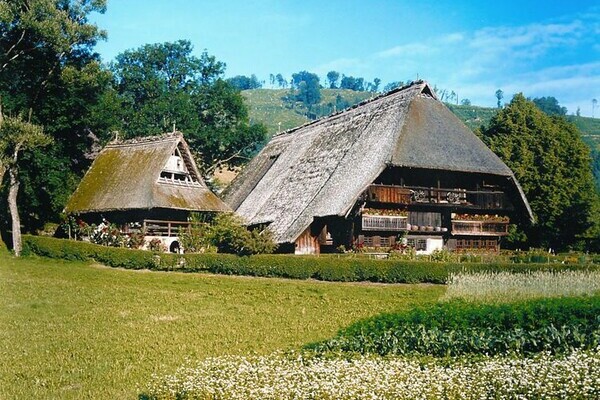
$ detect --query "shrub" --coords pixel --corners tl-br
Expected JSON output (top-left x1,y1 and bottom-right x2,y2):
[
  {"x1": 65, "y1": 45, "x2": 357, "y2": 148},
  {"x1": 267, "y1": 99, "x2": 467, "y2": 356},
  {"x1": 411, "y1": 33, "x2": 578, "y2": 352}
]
[
  {"x1": 208, "y1": 213, "x2": 277, "y2": 255},
  {"x1": 21, "y1": 235, "x2": 600, "y2": 284},
  {"x1": 90, "y1": 223, "x2": 127, "y2": 247},
  {"x1": 178, "y1": 222, "x2": 214, "y2": 253},
  {"x1": 308, "y1": 296, "x2": 600, "y2": 357},
  {"x1": 147, "y1": 238, "x2": 166, "y2": 253}
]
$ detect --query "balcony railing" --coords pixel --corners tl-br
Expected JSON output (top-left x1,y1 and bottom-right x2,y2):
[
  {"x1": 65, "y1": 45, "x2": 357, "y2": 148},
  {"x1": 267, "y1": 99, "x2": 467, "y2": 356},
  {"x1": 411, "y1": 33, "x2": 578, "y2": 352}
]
[
  {"x1": 362, "y1": 215, "x2": 408, "y2": 231},
  {"x1": 451, "y1": 220, "x2": 509, "y2": 236},
  {"x1": 367, "y1": 184, "x2": 510, "y2": 210},
  {"x1": 143, "y1": 219, "x2": 191, "y2": 237}
]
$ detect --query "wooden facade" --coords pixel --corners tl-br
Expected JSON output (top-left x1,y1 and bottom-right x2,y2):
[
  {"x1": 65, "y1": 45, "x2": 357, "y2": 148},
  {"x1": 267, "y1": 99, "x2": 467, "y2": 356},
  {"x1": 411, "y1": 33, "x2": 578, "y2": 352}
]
[{"x1": 315, "y1": 167, "x2": 518, "y2": 254}]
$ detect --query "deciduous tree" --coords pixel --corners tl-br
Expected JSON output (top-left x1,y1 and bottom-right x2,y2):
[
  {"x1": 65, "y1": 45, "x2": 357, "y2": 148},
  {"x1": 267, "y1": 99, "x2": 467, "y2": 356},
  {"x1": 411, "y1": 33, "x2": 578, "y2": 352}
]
[
  {"x1": 0, "y1": 110, "x2": 50, "y2": 256},
  {"x1": 110, "y1": 40, "x2": 266, "y2": 176},
  {"x1": 0, "y1": 0, "x2": 109, "y2": 232},
  {"x1": 495, "y1": 89, "x2": 504, "y2": 108},
  {"x1": 482, "y1": 94, "x2": 600, "y2": 250},
  {"x1": 291, "y1": 71, "x2": 321, "y2": 106},
  {"x1": 532, "y1": 96, "x2": 567, "y2": 116},
  {"x1": 326, "y1": 71, "x2": 340, "y2": 89},
  {"x1": 227, "y1": 74, "x2": 262, "y2": 90}
]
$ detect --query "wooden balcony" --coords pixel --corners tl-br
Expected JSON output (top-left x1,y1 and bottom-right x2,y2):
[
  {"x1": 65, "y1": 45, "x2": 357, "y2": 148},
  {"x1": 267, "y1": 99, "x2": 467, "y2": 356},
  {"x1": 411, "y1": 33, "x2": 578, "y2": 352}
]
[
  {"x1": 451, "y1": 220, "x2": 509, "y2": 236},
  {"x1": 143, "y1": 219, "x2": 191, "y2": 237},
  {"x1": 367, "y1": 184, "x2": 510, "y2": 210},
  {"x1": 362, "y1": 215, "x2": 408, "y2": 231}
]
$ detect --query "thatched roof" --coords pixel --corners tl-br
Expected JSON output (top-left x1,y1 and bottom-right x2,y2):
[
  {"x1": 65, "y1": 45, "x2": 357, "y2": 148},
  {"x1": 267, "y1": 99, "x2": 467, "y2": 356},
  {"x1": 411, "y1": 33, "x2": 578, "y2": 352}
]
[
  {"x1": 65, "y1": 132, "x2": 229, "y2": 214},
  {"x1": 223, "y1": 81, "x2": 533, "y2": 243}
]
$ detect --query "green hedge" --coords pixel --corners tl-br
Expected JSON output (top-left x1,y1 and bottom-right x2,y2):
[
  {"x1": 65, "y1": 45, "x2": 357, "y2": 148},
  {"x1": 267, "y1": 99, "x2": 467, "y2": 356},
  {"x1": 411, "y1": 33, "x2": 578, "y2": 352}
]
[
  {"x1": 308, "y1": 296, "x2": 600, "y2": 356},
  {"x1": 22, "y1": 235, "x2": 599, "y2": 284}
]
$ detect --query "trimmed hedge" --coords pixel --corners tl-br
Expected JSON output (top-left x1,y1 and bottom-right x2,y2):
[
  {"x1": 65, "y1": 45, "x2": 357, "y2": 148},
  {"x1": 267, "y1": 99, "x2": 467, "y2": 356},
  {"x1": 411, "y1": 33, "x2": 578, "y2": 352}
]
[
  {"x1": 22, "y1": 235, "x2": 599, "y2": 284},
  {"x1": 308, "y1": 296, "x2": 600, "y2": 356}
]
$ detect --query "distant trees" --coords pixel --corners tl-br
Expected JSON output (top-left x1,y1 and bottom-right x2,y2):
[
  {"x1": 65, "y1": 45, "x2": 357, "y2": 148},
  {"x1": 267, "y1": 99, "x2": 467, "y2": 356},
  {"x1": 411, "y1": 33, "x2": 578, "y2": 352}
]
[
  {"x1": 227, "y1": 74, "x2": 262, "y2": 90},
  {"x1": 275, "y1": 73, "x2": 287, "y2": 88},
  {"x1": 340, "y1": 75, "x2": 365, "y2": 91},
  {"x1": 326, "y1": 71, "x2": 340, "y2": 89},
  {"x1": 461, "y1": 98, "x2": 471, "y2": 106},
  {"x1": 482, "y1": 94, "x2": 600, "y2": 251},
  {"x1": 291, "y1": 71, "x2": 321, "y2": 106},
  {"x1": 495, "y1": 89, "x2": 504, "y2": 108},
  {"x1": 370, "y1": 78, "x2": 381, "y2": 92},
  {"x1": 383, "y1": 81, "x2": 404, "y2": 92},
  {"x1": 532, "y1": 96, "x2": 567, "y2": 116}
]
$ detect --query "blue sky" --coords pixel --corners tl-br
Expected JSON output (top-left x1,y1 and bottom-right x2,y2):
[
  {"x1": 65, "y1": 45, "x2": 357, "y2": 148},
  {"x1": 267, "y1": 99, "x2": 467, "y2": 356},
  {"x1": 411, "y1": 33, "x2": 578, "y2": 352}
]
[{"x1": 92, "y1": 1, "x2": 600, "y2": 116}]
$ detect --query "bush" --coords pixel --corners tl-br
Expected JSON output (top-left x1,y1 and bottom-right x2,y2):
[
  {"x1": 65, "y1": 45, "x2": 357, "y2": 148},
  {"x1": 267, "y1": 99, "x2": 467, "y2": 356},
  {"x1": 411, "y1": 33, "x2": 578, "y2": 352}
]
[
  {"x1": 22, "y1": 235, "x2": 600, "y2": 284},
  {"x1": 308, "y1": 296, "x2": 600, "y2": 357},
  {"x1": 208, "y1": 213, "x2": 277, "y2": 255}
]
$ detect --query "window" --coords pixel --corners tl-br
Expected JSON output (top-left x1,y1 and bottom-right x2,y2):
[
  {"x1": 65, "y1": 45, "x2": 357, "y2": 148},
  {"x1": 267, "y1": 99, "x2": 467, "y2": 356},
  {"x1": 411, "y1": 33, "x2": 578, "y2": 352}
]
[{"x1": 406, "y1": 237, "x2": 427, "y2": 251}]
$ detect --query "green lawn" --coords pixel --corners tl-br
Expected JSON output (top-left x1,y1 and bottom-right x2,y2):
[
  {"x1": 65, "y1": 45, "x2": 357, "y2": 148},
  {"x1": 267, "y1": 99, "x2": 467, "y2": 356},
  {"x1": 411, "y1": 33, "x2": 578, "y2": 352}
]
[{"x1": 0, "y1": 251, "x2": 443, "y2": 399}]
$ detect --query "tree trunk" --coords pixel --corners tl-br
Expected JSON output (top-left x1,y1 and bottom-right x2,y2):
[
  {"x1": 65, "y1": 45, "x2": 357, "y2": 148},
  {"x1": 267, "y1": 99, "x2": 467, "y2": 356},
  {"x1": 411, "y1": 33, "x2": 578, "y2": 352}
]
[{"x1": 8, "y1": 167, "x2": 21, "y2": 257}]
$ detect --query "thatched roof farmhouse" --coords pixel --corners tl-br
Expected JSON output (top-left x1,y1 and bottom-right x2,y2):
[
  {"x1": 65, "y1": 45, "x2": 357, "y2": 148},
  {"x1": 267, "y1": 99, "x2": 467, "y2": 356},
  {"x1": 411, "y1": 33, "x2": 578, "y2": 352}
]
[
  {"x1": 224, "y1": 81, "x2": 532, "y2": 254},
  {"x1": 66, "y1": 132, "x2": 229, "y2": 251}
]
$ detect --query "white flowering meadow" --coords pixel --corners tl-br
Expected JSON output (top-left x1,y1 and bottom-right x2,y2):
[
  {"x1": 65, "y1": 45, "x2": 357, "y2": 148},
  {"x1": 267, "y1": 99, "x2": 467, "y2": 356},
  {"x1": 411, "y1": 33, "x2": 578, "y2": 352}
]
[
  {"x1": 143, "y1": 347, "x2": 600, "y2": 399},
  {"x1": 445, "y1": 269, "x2": 600, "y2": 301}
]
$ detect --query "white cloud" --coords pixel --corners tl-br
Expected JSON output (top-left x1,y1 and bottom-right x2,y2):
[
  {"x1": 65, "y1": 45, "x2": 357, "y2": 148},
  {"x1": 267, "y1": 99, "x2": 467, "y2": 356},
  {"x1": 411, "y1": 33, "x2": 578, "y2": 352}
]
[
  {"x1": 440, "y1": 33, "x2": 464, "y2": 44},
  {"x1": 317, "y1": 9, "x2": 600, "y2": 116}
]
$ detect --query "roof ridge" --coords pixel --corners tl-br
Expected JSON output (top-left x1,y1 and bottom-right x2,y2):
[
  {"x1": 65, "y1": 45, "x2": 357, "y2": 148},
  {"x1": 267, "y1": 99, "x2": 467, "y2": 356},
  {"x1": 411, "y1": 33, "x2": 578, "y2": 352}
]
[
  {"x1": 272, "y1": 80, "x2": 429, "y2": 138},
  {"x1": 107, "y1": 131, "x2": 183, "y2": 147}
]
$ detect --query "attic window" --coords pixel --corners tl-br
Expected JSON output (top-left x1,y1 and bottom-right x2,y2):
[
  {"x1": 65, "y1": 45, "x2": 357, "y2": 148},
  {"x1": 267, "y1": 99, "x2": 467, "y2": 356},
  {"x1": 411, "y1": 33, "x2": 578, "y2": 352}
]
[{"x1": 158, "y1": 145, "x2": 201, "y2": 187}]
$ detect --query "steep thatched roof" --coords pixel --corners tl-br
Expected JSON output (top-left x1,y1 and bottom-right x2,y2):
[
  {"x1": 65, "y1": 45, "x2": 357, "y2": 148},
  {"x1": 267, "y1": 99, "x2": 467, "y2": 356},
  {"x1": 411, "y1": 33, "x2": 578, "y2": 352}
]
[
  {"x1": 223, "y1": 81, "x2": 532, "y2": 243},
  {"x1": 65, "y1": 132, "x2": 229, "y2": 214}
]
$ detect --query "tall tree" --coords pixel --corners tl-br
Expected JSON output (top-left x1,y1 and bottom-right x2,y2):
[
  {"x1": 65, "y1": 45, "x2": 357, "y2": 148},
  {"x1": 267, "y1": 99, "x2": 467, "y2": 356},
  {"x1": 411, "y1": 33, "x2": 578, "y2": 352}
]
[
  {"x1": 593, "y1": 99, "x2": 597, "y2": 118},
  {"x1": 275, "y1": 73, "x2": 286, "y2": 88},
  {"x1": 0, "y1": 0, "x2": 109, "y2": 232},
  {"x1": 495, "y1": 89, "x2": 504, "y2": 108},
  {"x1": 340, "y1": 75, "x2": 365, "y2": 91},
  {"x1": 482, "y1": 94, "x2": 600, "y2": 250},
  {"x1": 326, "y1": 71, "x2": 340, "y2": 89},
  {"x1": 0, "y1": 110, "x2": 51, "y2": 256},
  {"x1": 372, "y1": 78, "x2": 381, "y2": 92},
  {"x1": 110, "y1": 40, "x2": 266, "y2": 176},
  {"x1": 291, "y1": 71, "x2": 321, "y2": 106}
]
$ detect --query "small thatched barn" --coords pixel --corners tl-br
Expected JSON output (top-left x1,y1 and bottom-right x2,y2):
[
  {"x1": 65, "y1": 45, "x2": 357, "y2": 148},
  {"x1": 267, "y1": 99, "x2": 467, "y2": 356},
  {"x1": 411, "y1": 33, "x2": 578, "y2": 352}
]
[
  {"x1": 223, "y1": 81, "x2": 533, "y2": 255},
  {"x1": 65, "y1": 132, "x2": 229, "y2": 251}
]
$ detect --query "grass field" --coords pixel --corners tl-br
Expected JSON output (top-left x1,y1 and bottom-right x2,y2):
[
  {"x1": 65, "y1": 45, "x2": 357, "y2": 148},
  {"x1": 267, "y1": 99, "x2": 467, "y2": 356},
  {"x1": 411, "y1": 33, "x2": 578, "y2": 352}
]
[{"x1": 0, "y1": 251, "x2": 443, "y2": 399}]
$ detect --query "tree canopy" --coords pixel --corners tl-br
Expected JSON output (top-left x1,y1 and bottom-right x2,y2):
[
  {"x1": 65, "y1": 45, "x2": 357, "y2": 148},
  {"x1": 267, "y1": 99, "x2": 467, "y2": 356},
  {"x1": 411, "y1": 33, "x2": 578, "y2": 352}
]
[
  {"x1": 340, "y1": 75, "x2": 365, "y2": 91},
  {"x1": 532, "y1": 96, "x2": 567, "y2": 116},
  {"x1": 326, "y1": 71, "x2": 340, "y2": 89},
  {"x1": 291, "y1": 71, "x2": 321, "y2": 106},
  {"x1": 227, "y1": 74, "x2": 262, "y2": 90},
  {"x1": 0, "y1": 0, "x2": 110, "y2": 232},
  {"x1": 109, "y1": 40, "x2": 266, "y2": 176},
  {"x1": 482, "y1": 94, "x2": 600, "y2": 251}
]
